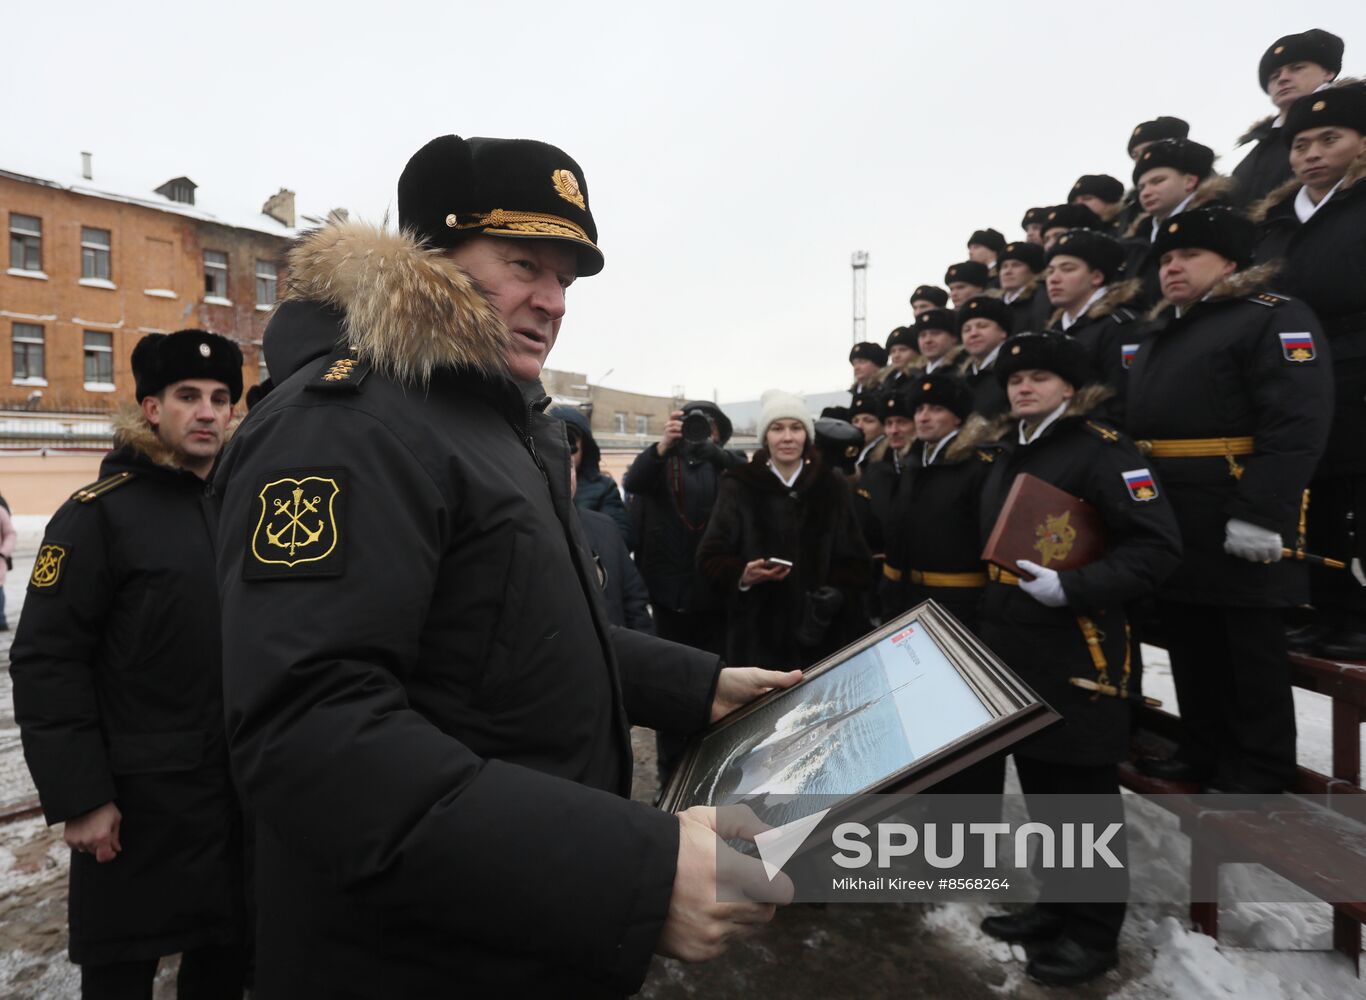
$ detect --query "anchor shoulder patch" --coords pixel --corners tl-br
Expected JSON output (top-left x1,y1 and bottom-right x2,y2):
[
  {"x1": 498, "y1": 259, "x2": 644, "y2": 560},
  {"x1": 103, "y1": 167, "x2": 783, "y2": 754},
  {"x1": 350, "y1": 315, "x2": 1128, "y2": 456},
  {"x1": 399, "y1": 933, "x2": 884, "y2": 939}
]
[{"x1": 243, "y1": 468, "x2": 346, "y2": 580}]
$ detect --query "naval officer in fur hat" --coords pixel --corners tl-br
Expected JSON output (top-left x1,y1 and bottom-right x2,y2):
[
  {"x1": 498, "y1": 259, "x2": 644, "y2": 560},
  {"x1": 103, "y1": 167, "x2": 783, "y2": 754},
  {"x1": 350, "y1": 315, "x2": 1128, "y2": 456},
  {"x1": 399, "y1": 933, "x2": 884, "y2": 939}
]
[
  {"x1": 213, "y1": 135, "x2": 796, "y2": 998},
  {"x1": 12, "y1": 330, "x2": 250, "y2": 998}
]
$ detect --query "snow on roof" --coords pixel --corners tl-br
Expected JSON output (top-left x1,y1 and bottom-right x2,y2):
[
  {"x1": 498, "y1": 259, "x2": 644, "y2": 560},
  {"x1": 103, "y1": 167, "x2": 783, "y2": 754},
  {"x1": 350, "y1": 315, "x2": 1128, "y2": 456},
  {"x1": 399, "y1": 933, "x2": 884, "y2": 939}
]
[{"x1": 0, "y1": 151, "x2": 327, "y2": 240}]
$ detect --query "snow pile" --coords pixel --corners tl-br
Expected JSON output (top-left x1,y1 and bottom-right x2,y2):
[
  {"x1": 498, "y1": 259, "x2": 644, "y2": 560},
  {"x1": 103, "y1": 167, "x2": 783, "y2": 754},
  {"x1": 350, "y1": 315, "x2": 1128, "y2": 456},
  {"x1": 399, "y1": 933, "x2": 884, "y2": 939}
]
[{"x1": 1140, "y1": 915, "x2": 1361, "y2": 1000}]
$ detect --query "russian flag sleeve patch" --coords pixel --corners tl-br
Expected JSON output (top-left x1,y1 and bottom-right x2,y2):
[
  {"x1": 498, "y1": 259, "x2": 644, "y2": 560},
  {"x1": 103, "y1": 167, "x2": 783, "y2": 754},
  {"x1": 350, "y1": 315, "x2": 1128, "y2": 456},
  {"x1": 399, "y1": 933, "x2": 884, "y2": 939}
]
[
  {"x1": 1122, "y1": 468, "x2": 1158, "y2": 502},
  {"x1": 1278, "y1": 331, "x2": 1316, "y2": 363}
]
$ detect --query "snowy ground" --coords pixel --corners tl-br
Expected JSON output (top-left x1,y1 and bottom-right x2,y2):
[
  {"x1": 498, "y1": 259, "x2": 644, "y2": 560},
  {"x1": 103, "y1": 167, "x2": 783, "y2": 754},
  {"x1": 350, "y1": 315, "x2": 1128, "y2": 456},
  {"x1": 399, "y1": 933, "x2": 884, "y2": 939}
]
[{"x1": 0, "y1": 511, "x2": 1363, "y2": 997}]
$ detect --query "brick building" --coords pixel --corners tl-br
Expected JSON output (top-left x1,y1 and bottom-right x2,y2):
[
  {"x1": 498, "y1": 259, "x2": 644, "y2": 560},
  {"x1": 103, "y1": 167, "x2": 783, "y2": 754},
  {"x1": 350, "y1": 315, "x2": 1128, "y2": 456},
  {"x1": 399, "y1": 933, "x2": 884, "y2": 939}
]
[{"x1": 1, "y1": 153, "x2": 315, "y2": 411}]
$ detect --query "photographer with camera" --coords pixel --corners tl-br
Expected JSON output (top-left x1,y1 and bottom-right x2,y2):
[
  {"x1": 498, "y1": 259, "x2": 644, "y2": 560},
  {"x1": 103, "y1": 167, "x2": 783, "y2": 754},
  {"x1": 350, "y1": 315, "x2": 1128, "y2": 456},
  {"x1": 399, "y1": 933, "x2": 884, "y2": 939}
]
[{"x1": 624, "y1": 401, "x2": 746, "y2": 779}]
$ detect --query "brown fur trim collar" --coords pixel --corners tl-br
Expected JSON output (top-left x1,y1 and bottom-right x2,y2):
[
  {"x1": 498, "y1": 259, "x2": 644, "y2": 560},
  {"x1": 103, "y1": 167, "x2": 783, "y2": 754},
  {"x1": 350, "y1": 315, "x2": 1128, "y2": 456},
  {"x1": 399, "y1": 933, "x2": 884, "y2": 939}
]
[
  {"x1": 1145, "y1": 261, "x2": 1282, "y2": 321},
  {"x1": 1249, "y1": 147, "x2": 1366, "y2": 222},
  {"x1": 111, "y1": 405, "x2": 237, "y2": 471},
  {"x1": 908, "y1": 344, "x2": 966, "y2": 374},
  {"x1": 942, "y1": 413, "x2": 1002, "y2": 463},
  {"x1": 1046, "y1": 278, "x2": 1143, "y2": 329},
  {"x1": 1123, "y1": 175, "x2": 1235, "y2": 239},
  {"x1": 283, "y1": 221, "x2": 510, "y2": 385},
  {"x1": 981, "y1": 383, "x2": 1116, "y2": 443}
]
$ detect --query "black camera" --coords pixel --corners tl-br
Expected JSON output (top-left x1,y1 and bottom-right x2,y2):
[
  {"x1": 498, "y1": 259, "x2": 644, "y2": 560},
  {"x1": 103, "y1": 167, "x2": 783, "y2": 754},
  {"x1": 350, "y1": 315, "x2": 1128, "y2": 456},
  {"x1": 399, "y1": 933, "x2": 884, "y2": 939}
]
[{"x1": 681, "y1": 410, "x2": 713, "y2": 445}]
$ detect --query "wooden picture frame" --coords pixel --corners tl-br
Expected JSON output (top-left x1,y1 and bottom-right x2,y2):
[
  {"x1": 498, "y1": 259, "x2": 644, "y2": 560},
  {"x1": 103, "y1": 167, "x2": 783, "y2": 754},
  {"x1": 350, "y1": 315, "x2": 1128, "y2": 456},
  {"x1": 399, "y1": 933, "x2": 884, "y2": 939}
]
[{"x1": 658, "y1": 600, "x2": 1059, "y2": 827}]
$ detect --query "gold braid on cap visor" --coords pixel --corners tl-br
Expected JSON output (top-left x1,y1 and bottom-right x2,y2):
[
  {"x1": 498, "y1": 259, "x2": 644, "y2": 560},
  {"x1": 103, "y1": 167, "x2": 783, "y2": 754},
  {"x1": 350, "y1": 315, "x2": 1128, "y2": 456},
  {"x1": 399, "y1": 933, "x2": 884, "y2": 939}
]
[{"x1": 451, "y1": 208, "x2": 596, "y2": 247}]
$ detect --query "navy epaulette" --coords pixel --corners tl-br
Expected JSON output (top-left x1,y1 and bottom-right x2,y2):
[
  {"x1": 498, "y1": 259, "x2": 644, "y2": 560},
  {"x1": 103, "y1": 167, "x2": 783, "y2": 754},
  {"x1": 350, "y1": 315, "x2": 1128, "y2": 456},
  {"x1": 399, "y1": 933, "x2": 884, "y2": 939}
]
[
  {"x1": 1111, "y1": 308, "x2": 1139, "y2": 324},
  {"x1": 1249, "y1": 291, "x2": 1290, "y2": 308},
  {"x1": 71, "y1": 471, "x2": 135, "y2": 503},
  {"x1": 306, "y1": 351, "x2": 371, "y2": 393},
  {"x1": 1085, "y1": 420, "x2": 1121, "y2": 443},
  {"x1": 976, "y1": 449, "x2": 998, "y2": 463}
]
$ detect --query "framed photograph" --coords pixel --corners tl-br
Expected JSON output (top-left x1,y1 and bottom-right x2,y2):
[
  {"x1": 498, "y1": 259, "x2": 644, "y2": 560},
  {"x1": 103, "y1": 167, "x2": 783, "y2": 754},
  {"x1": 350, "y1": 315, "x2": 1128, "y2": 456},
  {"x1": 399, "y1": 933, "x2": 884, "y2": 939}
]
[{"x1": 658, "y1": 600, "x2": 1059, "y2": 827}]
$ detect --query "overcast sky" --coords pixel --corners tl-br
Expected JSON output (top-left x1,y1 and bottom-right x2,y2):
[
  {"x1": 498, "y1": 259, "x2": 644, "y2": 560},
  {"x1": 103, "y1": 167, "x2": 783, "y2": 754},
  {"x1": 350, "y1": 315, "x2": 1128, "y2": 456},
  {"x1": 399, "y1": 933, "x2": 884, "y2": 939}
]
[{"x1": 6, "y1": 1, "x2": 1363, "y2": 402}]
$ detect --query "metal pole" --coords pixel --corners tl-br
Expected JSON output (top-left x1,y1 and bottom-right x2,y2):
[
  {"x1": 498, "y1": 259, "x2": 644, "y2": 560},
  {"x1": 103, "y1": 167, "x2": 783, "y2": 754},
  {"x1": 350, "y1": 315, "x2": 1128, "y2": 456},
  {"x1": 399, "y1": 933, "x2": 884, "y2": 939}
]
[{"x1": 851, "y1": 251, "x2": 868, "y2": 344}]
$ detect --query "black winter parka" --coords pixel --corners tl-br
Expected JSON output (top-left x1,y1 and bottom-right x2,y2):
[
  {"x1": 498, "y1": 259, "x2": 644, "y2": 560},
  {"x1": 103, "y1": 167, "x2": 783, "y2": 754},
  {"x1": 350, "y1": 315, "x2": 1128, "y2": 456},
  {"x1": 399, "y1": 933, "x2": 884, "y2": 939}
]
[
  {"x1": 1125, "y1": 268, "x2": 1334, "y2": 606},
  {"x1": 9, "y1": 420, "x2": 245, "y2": 965},
  {"x1": 882, "y1": 422, "x2": 1000, "y2": 628},
  {"x1": 1254, "y1": 156, "x2": 1366, "y2": 474},
  {"x1": 212, "y1": 222, "x2": 721, "y2": 999},
  {"x1": 977, "y1": 391, "x2": 1183, "y2": 764}
]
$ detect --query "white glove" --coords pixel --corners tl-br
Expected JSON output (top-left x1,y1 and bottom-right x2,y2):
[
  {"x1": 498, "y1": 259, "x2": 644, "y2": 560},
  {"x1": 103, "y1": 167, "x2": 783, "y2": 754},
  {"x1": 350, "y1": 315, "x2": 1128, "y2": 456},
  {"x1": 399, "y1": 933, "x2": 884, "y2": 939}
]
[
  {"x1": 1352, "y1": 557, "x2": 1366, "y2": 588},
  {"x1": 1223, "y1": 519, "x2": 1283, "y2": 563},
  {"x1": 1016, "y1": 560, "x2": 1069, "y2": 608}
]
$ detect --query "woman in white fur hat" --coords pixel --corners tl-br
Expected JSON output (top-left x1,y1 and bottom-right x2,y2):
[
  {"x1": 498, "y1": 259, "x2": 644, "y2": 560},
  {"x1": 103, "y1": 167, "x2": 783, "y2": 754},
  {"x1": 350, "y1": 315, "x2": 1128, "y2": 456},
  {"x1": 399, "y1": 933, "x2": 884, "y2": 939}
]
[{"x1": 697, "y1": 390, "x2": 872, "y2": 668}]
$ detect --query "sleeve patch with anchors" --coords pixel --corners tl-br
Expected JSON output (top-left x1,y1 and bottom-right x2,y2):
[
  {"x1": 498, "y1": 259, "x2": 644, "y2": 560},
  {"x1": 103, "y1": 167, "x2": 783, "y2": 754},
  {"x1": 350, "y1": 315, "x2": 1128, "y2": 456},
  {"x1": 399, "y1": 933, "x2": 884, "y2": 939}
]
[
  {"x1": 29, "y1": 543, "x2": 70, "y2": 592},
  {"x1": 244, "y1": 468, "x2": 347, "y2": 580}
]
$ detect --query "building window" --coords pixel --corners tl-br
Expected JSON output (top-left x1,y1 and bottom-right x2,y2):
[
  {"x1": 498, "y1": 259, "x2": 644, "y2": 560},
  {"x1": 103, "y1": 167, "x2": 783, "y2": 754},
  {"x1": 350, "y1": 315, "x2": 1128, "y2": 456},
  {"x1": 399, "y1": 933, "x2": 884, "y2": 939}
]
[
  {"x1": 613, "y1": 412, "x2": 627, "y2": 434},
  {"x1": 12, "y1": 323, "x2": 45, "y2": 382},
  {"x1": 9, "y1": 213, "x2": 42, "y2": 271},
  {"x1": 635, "y1": 415, "x2": 649, "y2": 435},
  {"x1": 255, "y1": 259, "x2": 277, "y2": 307},
  {"x1": 81, "y1": 227, "x2": 111, "y2": 280},
  {"x1": 204, "y1": 250, "x2": 229, "y2": 300},
  {"x1": 84, "y1": 330, "x2": 114, "y2": 386}
]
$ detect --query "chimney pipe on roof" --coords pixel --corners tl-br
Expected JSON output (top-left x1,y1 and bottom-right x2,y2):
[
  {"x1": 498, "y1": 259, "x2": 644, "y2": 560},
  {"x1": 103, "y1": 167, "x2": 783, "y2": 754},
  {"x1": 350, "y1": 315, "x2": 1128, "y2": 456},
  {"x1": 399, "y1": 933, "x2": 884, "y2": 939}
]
[
  {"x1": 262, "y1": 188, "x2": 296, "y2": 228},
  {"x1": 81, "y1": 151, "x2": 92, "y2": 180}
]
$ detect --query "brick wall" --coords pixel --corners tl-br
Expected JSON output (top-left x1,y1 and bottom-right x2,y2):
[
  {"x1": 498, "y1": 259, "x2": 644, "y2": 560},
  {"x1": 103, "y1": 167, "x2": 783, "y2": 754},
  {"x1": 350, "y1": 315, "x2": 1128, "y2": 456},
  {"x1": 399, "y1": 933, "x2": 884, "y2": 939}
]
[{"x1": 1, "y1": 175, "x2": 286, "y2": 410}]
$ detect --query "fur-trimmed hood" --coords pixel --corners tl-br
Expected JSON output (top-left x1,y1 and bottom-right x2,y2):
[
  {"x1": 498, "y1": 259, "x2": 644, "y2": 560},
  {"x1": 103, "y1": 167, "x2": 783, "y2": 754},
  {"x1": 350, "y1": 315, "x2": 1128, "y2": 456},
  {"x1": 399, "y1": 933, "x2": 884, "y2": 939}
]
[
  {"x1": 1144, "y1": 260, "x2": 1282, "y2": 321},
  {"x1": 1046, "y1": 278, "x2": 1144, "y2": 329},
  {"x1": 1124, "y1": 174, "x2": 1235, "y2": 239},
  {"x1": 1250, "y1": 145, "x2": 1366, "y2": 222},
  {"x1": 110, "y1": 405, "x2": 235, "y2": 472},
  {"x1": 1238, "y1": 76, "x2": 1363, "y2": 147},
  {"x1": 282, "y1": 221, "x2": 511, "y2": 386},
  {"x1": 981, "y1": 383, "x2": 1116, "y2": 443}
]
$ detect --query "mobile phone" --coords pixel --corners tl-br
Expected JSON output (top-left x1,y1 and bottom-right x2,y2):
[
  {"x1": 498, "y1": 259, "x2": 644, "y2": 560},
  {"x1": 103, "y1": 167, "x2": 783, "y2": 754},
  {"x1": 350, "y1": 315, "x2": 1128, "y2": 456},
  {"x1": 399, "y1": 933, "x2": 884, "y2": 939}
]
[{"x1": 763, "y1": 557, "x2": 794, "y2": 568}]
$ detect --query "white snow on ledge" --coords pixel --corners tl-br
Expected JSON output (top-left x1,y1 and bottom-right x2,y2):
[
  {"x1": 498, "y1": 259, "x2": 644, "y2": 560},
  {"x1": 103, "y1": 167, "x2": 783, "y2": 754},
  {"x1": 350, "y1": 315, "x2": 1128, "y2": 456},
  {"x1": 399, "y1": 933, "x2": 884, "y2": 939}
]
[
  {"x1": 202, "y1": 296, "x2": 233, "y2": 307},
  {"x1": 10, "y1": 377, "x2": 47, "y2": 387},
  {"x1": 143, "y1": 288, "x2": 176, "y2": 299},
  {"x1": 6, "y1": 268, "x2": 47, "y2": 280},
  {"x1": 83, "y1": 383, "x2": 116, "y2": 393},
  {"x1": 77, "y1": 278, "x2": 116, "y2": 290}
]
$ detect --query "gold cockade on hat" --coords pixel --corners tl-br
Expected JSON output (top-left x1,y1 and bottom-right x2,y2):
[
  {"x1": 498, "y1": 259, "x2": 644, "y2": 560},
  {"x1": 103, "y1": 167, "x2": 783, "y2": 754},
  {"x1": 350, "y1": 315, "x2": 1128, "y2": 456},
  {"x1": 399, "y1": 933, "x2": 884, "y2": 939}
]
[{"x1": 552, "y1": 169, "x2": 585, "y2": 210}]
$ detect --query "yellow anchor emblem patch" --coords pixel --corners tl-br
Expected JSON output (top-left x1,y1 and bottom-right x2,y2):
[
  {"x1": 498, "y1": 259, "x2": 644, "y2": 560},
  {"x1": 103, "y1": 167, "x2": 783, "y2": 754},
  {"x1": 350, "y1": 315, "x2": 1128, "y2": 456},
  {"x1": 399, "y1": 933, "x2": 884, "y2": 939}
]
[
  {"x1": 30, "y1": 544, "x2": 68, "y2": 589},
  {"x1": 250, "y1": 474, "x2": 342, "y2": 572}
]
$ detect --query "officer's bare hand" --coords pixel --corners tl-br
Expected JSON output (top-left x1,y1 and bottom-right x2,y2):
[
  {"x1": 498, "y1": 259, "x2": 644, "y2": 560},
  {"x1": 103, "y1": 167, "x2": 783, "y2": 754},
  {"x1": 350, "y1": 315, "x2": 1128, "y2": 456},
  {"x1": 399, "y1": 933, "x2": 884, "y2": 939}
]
[
  {"x1": 657, "y1": 410, "x2": 686, "y2": 456},
  {"x1": 657, "y1": 805, "x2": 794, "y2": 962},
  {"x1": 740, "y1": 559, "x2": 791, "y2": 587},
  {"x1": 64, "y1": 801, "x2": 122, "y2": 863},
  {"x1": 711, "y1": 666, "x2": 802, "y2": 723}
]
